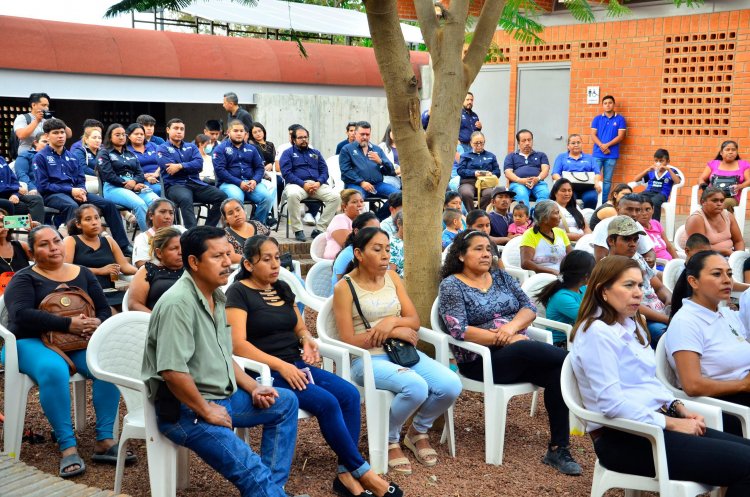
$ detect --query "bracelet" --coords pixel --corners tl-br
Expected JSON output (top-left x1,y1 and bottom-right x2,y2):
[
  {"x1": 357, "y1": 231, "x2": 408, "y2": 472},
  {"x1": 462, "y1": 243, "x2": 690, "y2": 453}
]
[
  {"x1": 660, "y1": 399, "x2": 684, "y2": 418},
  {"x1": 298, "y1": 334, "x2": 312, "y2": 344}
]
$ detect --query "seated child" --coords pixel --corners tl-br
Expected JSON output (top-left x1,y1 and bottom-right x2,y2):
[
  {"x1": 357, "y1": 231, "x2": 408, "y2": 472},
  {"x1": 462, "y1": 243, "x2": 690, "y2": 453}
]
[
  {"x1": 508, "y1": 203, "x2": 532, "y2": 237},
  {"x1": 443, "y1": 191, "x2": 467, "y2": 228},
  {"x1": 632, "y1": 148, "x2": 681, "y2": 223},
  {"x1": 442, "y1": 208, "x2": 462, "y2": 249}
]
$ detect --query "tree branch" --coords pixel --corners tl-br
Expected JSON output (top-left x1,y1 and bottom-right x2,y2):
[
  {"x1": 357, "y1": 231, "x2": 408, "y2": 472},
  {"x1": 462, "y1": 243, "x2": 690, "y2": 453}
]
[
  {"x1": 463, "y1": 0, "x2": 507, "y2": 82},
  {"x1": 414, "y1": 0, "x2": 440, "y2": 53}
]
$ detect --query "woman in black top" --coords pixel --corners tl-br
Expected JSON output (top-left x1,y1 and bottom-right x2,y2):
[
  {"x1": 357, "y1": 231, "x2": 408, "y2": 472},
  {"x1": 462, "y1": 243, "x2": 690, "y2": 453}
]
[
  {"x1": 221, "y1": 198, "x2": 270, "y2": 264},
  {"x1": 227, "y1": 235, "x2": 400, "y2": 497},
  {"x1": 63, "y1": 204, "x2": 137, "y2": 308},
  {"x1": 4, "y1": 225, "x2": 132, "y2": 478},
  {"x1": 127, "y1": 226, "x2": 184, "y2": 312},
  {"x1": 0, "y1": 208, "x2": 31, "y2": 275}
]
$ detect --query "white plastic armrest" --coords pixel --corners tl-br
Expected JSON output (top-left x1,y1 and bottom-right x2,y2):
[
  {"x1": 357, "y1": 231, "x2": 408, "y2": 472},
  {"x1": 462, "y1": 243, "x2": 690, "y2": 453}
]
[
  {"x1": 446, "y1": 335, "x2": 494, "y2": 387},
  {"x1": 505, "y1": 267, "x2": 528, "y2": 284},
  {"x1": 233, "y1": 355, "x2": 272, "y2": 384},
  {"x1": 92, "y1": 370, "x2": 148, "y2": 395},
  {"x1": 533, "y1": 317, "x2": 571, "y2": 338},
  {"x1": 682, "y1": 399, "x2": 722, "y2": 431},
  {"x1": 316, "y1": 339, "x2": 351, "y2": 379},
  {"x1": 527, "y1": 325, "x2": 553, "y2": 345},
  {"x1": 418, "y1": 326, "x2": 448, "y2": 348},
  {"x1": 0, "y1": 326, "x2": 19, "y2": 374}
]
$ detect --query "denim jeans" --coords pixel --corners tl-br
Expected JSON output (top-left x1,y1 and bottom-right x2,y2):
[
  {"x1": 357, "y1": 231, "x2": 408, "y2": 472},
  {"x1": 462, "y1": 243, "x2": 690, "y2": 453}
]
[
  {"x1": 508, "y1": 181, "x2": 550, "y2": 206},
  {"x1": 103, "y1": 183, "x2": 160, "y2": 231},
  {"x1": 44, "y1": 192, "x2": 131, "y2": 250},
  {"x1": 4, "y1": 338, "x2": 119, "y2": 451},
  {"x1": 271, "y1": 361, "x2": 369, "y2": 477},
  {"x1": 595, "y1": 158, "x2": 618, "y2": 202},
  {"x1": 157, "y1": 387, "x2": 298, "y2": 497},
  {"x1": 344, "y1": 181, "x2": 400, "y2": 220},
  {"x1": 351, "y1": 351, "x2": 462, "y2": 443},
  {"x1": 647, "y1": 320, "x2": 667, "y2": 349},
  {"x1": 220, "y1": 182, "x2": 274, "y2": 224},
  {"x1": 577, "y1": 186, "x2": 599, "y2": 210}
]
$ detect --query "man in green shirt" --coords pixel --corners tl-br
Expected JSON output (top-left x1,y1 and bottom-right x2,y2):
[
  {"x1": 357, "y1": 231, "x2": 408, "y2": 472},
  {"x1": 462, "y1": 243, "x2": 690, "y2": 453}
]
[{"x1": 143, "y1": 226, "x2": 303, "y2": 497}]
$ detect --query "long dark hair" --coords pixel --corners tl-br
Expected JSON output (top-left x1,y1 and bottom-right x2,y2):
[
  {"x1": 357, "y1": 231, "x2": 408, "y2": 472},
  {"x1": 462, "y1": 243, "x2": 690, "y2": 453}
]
[
  {"x1": 536, "y1": 250, "x2": 595, "y2": 307},
  {"x1": 344, "y1": 227, "x2": 390, "y2": 274},
  {"x1": 102, "y1": 123, "x2": 125, "y2": 150},
  {"x1": 669, "y1": 250, "x2": 721, "y2": 320},
  {"x1": 439, "y1": 229, "x2": 492, "y2": 280},
  {"x1": 28, "y1": 225, "x2": 62, "y2": 255},
  {"x1": 609, "y1": 183, "x2": 632, "y2": 205},
  {"x1": 551, "y1": 178, "x2": 584, "y2": 229},
  {"x1": 342, "y1": 211, "x2": 378, "y2": 249},
  {"x1": 381, "y1": 124, "x2": 394, "y2": 151},
  {"x1": 234, "y1": 235, "x2": 295, "y2": 304},
  {"x1": 66, "y1": 204, "x2": 101, "y2": 236},
  {"x1": 715, "y1": 140, "x2": 741, "y2": 161}
]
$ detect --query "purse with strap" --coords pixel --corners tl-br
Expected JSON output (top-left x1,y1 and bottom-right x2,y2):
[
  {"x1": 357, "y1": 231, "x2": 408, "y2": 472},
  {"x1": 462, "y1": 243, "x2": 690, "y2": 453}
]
[
  {"x1": 562, "y1": 170, "x2": 596, "y2": 185},
  {"x1": 39, "y1": 284, "x2": 96, "y2": 375},
  {"x1": 343, "y1": 276, "x2": 420, "y2": 367},
  {"x1": 475, "y1": 174, "x2": 499, "y2": 191}
]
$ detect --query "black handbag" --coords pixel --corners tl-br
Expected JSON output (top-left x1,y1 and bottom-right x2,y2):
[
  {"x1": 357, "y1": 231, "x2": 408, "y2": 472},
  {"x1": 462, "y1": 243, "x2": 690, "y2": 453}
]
[
  {"x1": 710, "y1": 174, "x2": 739, "y2": 197},
  {"x1": 343, "y1": 276, "x2": 420, "y2": 367}
]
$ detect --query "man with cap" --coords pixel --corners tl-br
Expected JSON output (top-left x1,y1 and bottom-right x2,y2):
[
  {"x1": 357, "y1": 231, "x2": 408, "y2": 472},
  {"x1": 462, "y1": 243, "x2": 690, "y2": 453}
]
[
  {"x1": 487, "y1": 186, "x2": 515, "y2": 246},
  {"x1": 592, "y1": 192, "x2": 654, "y2": 262},
  {"x1": 606, "y1": 215, "x2": 671, "y2": 347}
]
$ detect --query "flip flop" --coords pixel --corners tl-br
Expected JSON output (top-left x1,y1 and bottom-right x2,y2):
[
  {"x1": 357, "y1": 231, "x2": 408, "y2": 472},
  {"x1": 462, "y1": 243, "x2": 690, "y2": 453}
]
[
  {"x1": 91, "y1": 443, "x2": 137, "y2": 465},
  {"x1": 403, "y1": 433, "x2": 438, "y2": 467},
  {"x1": 59, "y1": 453, "x2": 86, "y2": 478}
]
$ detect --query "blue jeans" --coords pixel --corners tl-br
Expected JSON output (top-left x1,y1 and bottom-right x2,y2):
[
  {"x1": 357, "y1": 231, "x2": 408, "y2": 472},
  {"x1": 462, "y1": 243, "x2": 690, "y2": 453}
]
[
  {"x1": 448, "y1": 176, "x2": 460, "y2": 192},
  {"x1": 271, "y1": 362, "x2": 369, "y2": 477},
  {"x1": 595, "y1": 158, "x2": 618, "y2": 202},
  {"x1": 43, "y1": 192, "x2": 131, "y2": 250},
  {"x1": 3, "y1": 338, "x2": 119, "y2": 451},
  {"x1": 220, "y1": 182, "x2": 274, "y2": 224},
  {"x1": 508, "y1": 181, "x2": 550, "y2": 206},
  {"x1": 647, "y1": 320, "x2": 667, "y2": 349},
  {"x1": 577, "y1": 186, "x2": 599, "y2": 210},
  {"x1": 103, "y1": 183, "x2": 160, "y2": 231},
  {"x1": 345, "y1": 181, "x2": 400, "y2": 221},
  {"x1": 351, "y1": 351, "x2": 462, "y2": 443},
  {"x1": 157, "y1": 388, "x2": 298, "y2": 497}
]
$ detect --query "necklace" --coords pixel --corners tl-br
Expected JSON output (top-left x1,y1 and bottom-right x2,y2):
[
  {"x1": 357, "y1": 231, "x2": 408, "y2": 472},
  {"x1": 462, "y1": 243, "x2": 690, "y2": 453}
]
[
  {"x1": 0, "y1": 252, "x2": 12, "y2": 268},
  {"x1": 461, "y1": 272, "x2": 492, "y2": 293}
]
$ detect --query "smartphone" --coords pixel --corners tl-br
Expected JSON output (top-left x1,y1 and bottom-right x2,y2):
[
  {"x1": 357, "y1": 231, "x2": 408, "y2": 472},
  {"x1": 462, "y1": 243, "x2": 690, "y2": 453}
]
[
  {"x1": 3, "y1": 215, "x2": 30, "y2": 230},
  {"x1": 300, "y1": 367, "x2": 315, "y2": 385}
]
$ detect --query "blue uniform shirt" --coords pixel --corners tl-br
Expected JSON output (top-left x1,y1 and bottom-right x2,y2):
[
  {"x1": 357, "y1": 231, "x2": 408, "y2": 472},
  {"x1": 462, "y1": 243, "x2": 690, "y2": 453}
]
[
  {"x1": 72, "y1": 146, "x2": 97, "y2": 176},
  {"x1": 157, "y1": 140, "x2": 206, "y2": 188},
  {"x1": 212, "y1": 139, "x2": 265, "y2": 187},
  {"x1": 421, "y1": 109, "x2": 481, "y2": 144},
  {"x1": 279, "y1": 145, "x2": 329, "y2": 187},
  {"x1": 33, "y1": 144, "x2": 85, "y2": 195},
  {"x1": 339, "y1": 141, "x2": 395, "y2": 185},
  {"x1": 14, "y1": 150, "x2": 38, "y2": 191},
  {"x1": 591, "y1": 113, "x2": 626, "y2": 159},
  {"x1": 128, "y1": 142, "x2": 159, "y2": 174},
  {"x1": 503, "y1": 150, "x2": 549, "y2": 179},
  {"x1": 552, "y1": 152, "x2": 600, "y2": 176},
  {"x1": 0, "y1": 157, "x2": 20, "y2": 195},
  {"x1": 456, "y1": 150, "x2": 500, "y2": 180},
  {"x1": 96, "y1": 147, "x2": 146, "y2": 187},
  {"x1": 645, "y1": 168, "x2": 679, "y2": 200},
  {"x1": 148, "y1": 136, "x2": 166, "y2": 146}
]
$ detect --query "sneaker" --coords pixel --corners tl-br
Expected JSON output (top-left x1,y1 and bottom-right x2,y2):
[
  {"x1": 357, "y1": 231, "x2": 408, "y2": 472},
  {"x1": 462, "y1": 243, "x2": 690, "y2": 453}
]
[
  {"x1": 303, "y1": 213, "x2": 316, "y2": 226},
  {"x1": 294, "y1": 231, "x2": 307, "y2": 242},
  {"x1": 310, "y1": 228, "x2": 323, "y2": 239},
  {"x1": 542, "y1": 445, "x2": 582, "y2": 476}
]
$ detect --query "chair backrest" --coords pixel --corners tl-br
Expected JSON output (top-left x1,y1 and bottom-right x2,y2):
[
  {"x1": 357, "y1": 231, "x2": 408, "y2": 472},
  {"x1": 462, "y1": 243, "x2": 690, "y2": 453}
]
[
  {"x1": 580, "y1": 208, "x2": 594, "y2": 226},
  {"x1": 122, "y1": 289, "x2": 130, "y2": 312},
  {"x1": 305, "y1": 260, "x2": 335, "y2": 299},
  {"x1": 574, "y1": 233, "x2": 595, "y2": 255},
  {"x1": 559, "y1": 355, "x2": 589, "y2": 430},
  {"x1": 86, "y1": 311, "x2": 151, "y2": 413},
  {"x1": 0, "y1": 295, "x2": 7, "y2": 327},
  {"x1": 430, "y1": 297, "x2": 444, "y2": 333},
  {"x1": 221, "y1": 267, "x2": 241, "y2": 293},
  {"x1": 521, "y1": 273, "x2": 557, "y2": 318},
  {"x1": 654, "y1": 337, "x2": 682, "y2": 396},
  {"x1": 326, "y1": 155, "x2": 343, "y2": 192},
  {"x1": 673, "y1": 225, "x2": 686, "y2": 251},
  {"x1": 278, "y1": 266, "x2": 324, "y2": 312},
  {"x1": 316, "y1": 297, "x2": 340, "y2": 342},
  {"x1": 662, "y1": 258, "x2": 685, "y2": 292},
  {"x1": 310, "y1": 233, "x2": 328, "y2": 263},
  {"x1": 728, "y1": 250, "x2": 750, "y2": 284},
  {"x1": 500, "y1": 236, "x2": 524, "y2": 269}
]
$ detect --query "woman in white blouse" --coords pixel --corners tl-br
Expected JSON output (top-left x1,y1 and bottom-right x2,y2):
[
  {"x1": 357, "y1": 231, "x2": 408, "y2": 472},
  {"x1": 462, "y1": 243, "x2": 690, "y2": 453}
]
[
  {"x1": 570, "y1": 255, "x2": 750, "y2": 493},
  {"x1": 666, "y1": 250, "x2": 750, "y2": 436},
  {"x1": 551, "y1": 178, "x2": 590, "y2": 242}
]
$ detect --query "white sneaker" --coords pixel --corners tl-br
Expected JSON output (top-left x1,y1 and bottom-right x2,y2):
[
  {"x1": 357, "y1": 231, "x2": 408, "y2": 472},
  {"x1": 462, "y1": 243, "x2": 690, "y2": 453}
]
[{"x1": 303, "y1": 213, "x2": 316, "y2": 226}]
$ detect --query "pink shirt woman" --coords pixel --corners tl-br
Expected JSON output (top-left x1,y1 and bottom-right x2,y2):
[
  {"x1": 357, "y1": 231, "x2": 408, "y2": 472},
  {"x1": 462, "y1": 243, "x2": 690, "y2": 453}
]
[{"x1": 323, "y1": 190, "x2": 364, "y2": 259}]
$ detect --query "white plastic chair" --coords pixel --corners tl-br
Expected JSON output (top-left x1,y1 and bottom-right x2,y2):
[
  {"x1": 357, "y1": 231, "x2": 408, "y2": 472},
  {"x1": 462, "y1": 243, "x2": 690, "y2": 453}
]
[
  {"x1": 728, "y1": 250, "x2": 750, "y2": 284},
  {"x1": 305, "y1": 260, "x2": 335, "y2": 299},
  {"x1": 655, "y1": 338, "x2": 750, "y2": 438},
  {"x1": 573, "y1": 233, "x2": 595, "y2": 255},
  {"x1": 561, "y1": 355, "x2": 721, "y2": 497},
  {"x1": 220, "y1": 267, "x2": 241, "y2": 293},
  {"x1": 630, "y1": 167, "x2": 685, "y2": 240},
  {"x1": 86, "y1": 311, "x2": 189, "y2": 496},
  {"x1": 0, "y1": 296, "x2": 87, "y2": 459},
  {"x1": 673, "y1": 225, "x2": 687, "y2": 259},
  {"x1": 310, "y1": 232, "x2": 328, "y2": 263},
  {"x1": 580, "y1": 208, "x2": 594, "y2": 227},
  {"x1": 521, "y1": 273, "x2": 556, "y2": 318},
  {"x1": 662, "y1": 258, "x2": 686, "y2": 293},
  {"x1": 326, "y1": 155, "x2": 343, "y2": 194},
  {"x1": 278, "y1": 266, "x2": 325, "y2": 312},
  {"x1": 429, "y1": 298, "x2": 552, "y2": 465},
  {"x1": 316, "y1": 297, "x2": 456, "y2": 474},
  {"x1": 500, "y1": 236, "x2": 533, "y2": 280},
  {"x1": 122, "y1": 288, "x2": 130, "y2": 312}
]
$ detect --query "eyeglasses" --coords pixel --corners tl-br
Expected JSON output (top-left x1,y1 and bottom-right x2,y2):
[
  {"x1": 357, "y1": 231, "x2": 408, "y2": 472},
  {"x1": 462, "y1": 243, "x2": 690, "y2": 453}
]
[
  {"x1": 471, "y1": 141, "x2": 485, "y2": 145},
  {"x1": 295, "y1": 136, "x2": 309, "y2": 140}
]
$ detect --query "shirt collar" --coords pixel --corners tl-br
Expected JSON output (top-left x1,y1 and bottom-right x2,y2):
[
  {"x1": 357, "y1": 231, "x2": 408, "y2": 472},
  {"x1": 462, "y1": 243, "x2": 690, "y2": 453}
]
[
  {"x1": 182, "y1": 270, "x2": 227, "y2": 311},
  {"x1": 601, "y1": 112, "x2": 619, "y2": 117},
  {"x1": 680, "y1": 298, "x2": 722, "y2": 325}
]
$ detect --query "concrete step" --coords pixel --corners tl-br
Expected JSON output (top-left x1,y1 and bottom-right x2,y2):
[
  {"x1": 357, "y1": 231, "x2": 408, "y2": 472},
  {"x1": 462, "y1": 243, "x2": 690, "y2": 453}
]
[{"x1": 297, "y1": 258, "x2": 315, "y2": 277}]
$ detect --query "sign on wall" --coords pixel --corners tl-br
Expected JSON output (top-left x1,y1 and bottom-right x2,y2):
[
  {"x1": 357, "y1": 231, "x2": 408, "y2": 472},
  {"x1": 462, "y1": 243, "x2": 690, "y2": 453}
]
[{"x1": 587, "y1": 86, "x2": 600, "y2": 104}]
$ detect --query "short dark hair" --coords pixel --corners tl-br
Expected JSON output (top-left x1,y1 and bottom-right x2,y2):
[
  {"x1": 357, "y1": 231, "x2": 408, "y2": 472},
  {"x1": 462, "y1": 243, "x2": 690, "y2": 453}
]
[
  {"x1": 443, "y1": 208, "x2": 462, "y2": 226},
  {"x1": 466, "y1": 91, "x2": 474, "y2": 97},
  {"x1": 621, "y1": 193, "x2": 644, "y2": 204},
  {"x1": 136, "y1": 114, "x2": 157, "y2": 126},
  {"x1": 654, "y1": 148, "x2": 670, "y2": 161},
  {"x1": 288, "y1": 124, "x2": 303, "y2": 132},
  {"x1": 28, "y1": 225, "x2": 62, "y2": 255},
  {"x1": 82, "y1": 119, "x2": 104, "y2": 131},
  {"x1": 43, "y1": 118, "x2": 67, "y2": 133},
  {"x1": 29, "y1": 93, "x2": 50, "y2": 105},
  {"x1": 602, "y1": 95, "x2": 615, "y2": 104},
  {"x1": 513, "y1": 203, "x2": 529, "y2": 216},
  {"x1": 685, "y1": 233, "x2": 710, "y2": 251},
  {"x1": 180, "y1": 226, "x2": 227, "y2": 271},
  {"x1": 515, "y1": 129, "x2": 533, "y2": 142},
  {"x1": 205, "y1": 120, "x2": 222, "y2": 132},
  {"x1": 355, "y1": 121, "x2": 371, "y2": 131},
  {"x1": 223, "y1": 92, "x2": 239, "y2": 105},
  {"x1": 294, "y1": 127, "x2": 310, "y2": 139},
  {"x1": 388, "y1": 192, "x2": 402, "y2": 209},
  {"x1": 466, "y1": 209, "x2": 489, "y2": 227},
  {"x1": 166, "y1": 118, "x2": 184, "y2": 129}
]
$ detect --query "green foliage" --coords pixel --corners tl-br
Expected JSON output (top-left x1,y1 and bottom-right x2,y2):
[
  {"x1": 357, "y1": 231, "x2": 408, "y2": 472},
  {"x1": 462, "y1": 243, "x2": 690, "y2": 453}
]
[
  {"x1": 497, "y1": 0, "x2": 545, "y2": 46},
  {"x1": 105, "y1": 0, "x2": 257, "y2": 18}
]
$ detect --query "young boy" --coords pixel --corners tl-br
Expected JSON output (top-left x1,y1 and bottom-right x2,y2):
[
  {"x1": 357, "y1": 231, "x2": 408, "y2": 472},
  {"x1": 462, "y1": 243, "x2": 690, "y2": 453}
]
[
  {"x1": 442, "y1": 208, "x2": 462, "y2": 249},
  {"x1": 508, "y1": 203, "x2": 532, "y2": 236},
  {"x1": 632, "y1": 148, "x2": 681, "y2": 222}
]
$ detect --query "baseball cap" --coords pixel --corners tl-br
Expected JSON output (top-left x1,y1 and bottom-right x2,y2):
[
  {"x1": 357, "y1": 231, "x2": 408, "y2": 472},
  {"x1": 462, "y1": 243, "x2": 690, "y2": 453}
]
[
  {"x1": 491, "y1": 187, "x2": 516, "y2": 199},
  {"x1": 607, "y1": 216, "x2": 646, "y2": 237}
]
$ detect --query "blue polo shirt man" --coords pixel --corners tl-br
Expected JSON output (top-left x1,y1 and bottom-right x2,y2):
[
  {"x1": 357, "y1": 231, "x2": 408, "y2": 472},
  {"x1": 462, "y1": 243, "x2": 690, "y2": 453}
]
[
  {"x1": 213, "y1": 121, "x2": 273, "y2": 224},
  {"x1": 339, "y1": 122, "x2": 399, "y2": 220},
  {"x1": 503, "y1": 129, "x2": 550, "y2": 206},
  {"x1": 421, "y1": 93, "x2": 482, "y2": 154},
  {"x1": 551, "y1": 134, "x2": 602, "y2": 209},
  {"x1": 591, "y1": 95, "x2": 627, "y2": 201},
  {"x1": 158, "y1": 118, "x2": 227, "y2": 228},
  {"x1": 33, "y1": 118, "x2": 132, "y2": 253}
]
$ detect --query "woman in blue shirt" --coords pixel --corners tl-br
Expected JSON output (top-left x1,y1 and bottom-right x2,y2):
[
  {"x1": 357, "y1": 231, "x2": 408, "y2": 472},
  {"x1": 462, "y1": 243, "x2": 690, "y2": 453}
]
[
  {"x1": 71, "y1": 127, "x2": 100, "y2": 177},
  {"x1": 535, "y1": 250, "x2": 595, "y2": 347},
  {"x1": 126, "y1": 123, "x2": 161, "y2": 195},
  {"x1": 331, "y1": 212, "x2": 379, "y2": 290},
  {"x1": 456, "y1": 131, "x2": 501, "y2": 212}
]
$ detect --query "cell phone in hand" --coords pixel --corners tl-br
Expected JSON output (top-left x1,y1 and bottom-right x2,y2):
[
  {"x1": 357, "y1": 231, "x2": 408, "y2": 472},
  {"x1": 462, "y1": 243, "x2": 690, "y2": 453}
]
[
  {"x1": 3, "y1": 215, "x2": 30, "y2": 230},
  {"x1": 300, "y1": 367, "x2": 315, "y2": 385}
]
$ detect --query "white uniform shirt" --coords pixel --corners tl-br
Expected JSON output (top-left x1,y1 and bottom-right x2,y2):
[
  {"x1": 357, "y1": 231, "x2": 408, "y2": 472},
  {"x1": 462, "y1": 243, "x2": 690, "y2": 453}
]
[
  {"x1": 571, "y1": 317, "x2": 673, "y2": 431},
  {"x1": 132, "y1": 225, "x2": 187, "y2": 266},
  {"x1": 556, "y1": 202, "x2": 584, "y2": 235},
  {"x1": 666, "y1": 298, "x2": 750, "y2": 384},
  {"x1": 592, "y1": 216, "x2": 654, "y2": 254}
]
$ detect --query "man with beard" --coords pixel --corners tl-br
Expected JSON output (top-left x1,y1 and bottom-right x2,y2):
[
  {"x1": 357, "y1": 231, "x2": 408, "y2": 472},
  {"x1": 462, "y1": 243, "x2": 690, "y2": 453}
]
[{"x1": 421, "y1": 92, "x2": 482, "y2": 154}]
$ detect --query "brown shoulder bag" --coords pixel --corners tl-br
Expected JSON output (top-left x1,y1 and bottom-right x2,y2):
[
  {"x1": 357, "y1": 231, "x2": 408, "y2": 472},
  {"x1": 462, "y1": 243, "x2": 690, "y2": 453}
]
[{"x1": 39, "y1": 284, "x2": 96, "y2": 375}]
